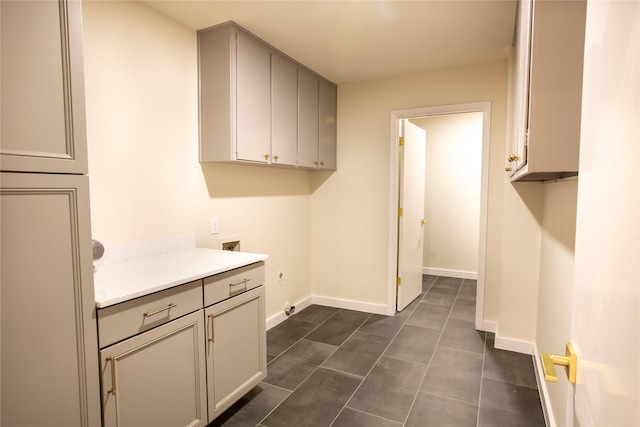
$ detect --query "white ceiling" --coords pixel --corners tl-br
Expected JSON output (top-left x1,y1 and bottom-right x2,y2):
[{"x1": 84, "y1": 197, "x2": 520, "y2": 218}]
[{"x1": 144, "y1": 0, "x2": 516, "y2": 84}]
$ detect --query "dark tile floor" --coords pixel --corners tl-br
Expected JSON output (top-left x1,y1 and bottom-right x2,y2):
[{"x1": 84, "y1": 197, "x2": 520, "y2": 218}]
[{"x1": 209, "y1": 276, "x2": 546, "y2": 427}]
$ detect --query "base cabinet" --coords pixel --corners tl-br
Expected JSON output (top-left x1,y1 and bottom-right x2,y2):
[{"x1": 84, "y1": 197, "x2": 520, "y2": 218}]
[
  {"x1": 205, "y1": 286, "x2": 267, "y2": 421},
  {"x1": 97, "y1": 262, "x2": 267, "y2": 426},
  {"x1": 100, "y1": 311, "x2": 208, "y2": 427}
]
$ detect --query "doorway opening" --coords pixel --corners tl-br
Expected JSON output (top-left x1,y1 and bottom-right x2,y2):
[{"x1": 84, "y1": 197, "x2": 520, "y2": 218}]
[{"x1": 388, "y1": 102, "x2": 491, "y2": 331}]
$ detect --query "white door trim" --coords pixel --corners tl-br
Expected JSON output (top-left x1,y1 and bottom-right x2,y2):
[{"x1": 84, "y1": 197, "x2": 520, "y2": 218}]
[{"x1": 388, "y1": 102, "x2": 491, "y2": 332}]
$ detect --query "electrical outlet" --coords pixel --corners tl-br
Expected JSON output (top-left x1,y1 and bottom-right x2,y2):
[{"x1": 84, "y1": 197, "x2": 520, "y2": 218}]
[
  {"x1": 277, "y1": 268, "x2": 284, "y2": 281},
  {"x1": 210, "y1": 217, "x2": 219, "y2": 234}
]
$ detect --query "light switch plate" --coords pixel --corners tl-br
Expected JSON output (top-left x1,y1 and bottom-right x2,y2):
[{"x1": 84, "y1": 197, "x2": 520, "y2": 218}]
[{"x1": 210, "y1": 217, "x2": 219, "y2": 234}]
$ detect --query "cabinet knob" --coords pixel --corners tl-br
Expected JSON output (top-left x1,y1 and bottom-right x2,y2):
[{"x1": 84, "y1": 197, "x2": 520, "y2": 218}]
[
  {"x1": 320, "y1": 161, "x2": 324, "y2": 167},
  {"x1": 505, "y1": 167, "x2": 512, "y2": 172},
  {"x1": 508, "y1": 154, "x2": 519, "y2": 162},
  {"x1": 264, "y1": 153, "x2": 270, "y2": 160},
  {"x1": 273, "y1": 155, "x2": 279, "y2": 161},
  {"x1": 314, "y1": 161, "x2": 319, "y2": 166}
]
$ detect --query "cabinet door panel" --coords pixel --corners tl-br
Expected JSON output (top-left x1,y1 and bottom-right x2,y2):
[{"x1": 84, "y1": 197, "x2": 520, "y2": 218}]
[
  {"x1": 508, "y1": 0, "x2": 584, "y2": 181},
  {"x1": 100, "y1": 311, "x2": 207, "y2": 427},
  {"x1": 509, "y1": 0, "x2": 533, "y2": 174},
  {"x1": 319, "y1": 80, "x2": 337, "y2": 170},
  {"x1": 0, "y1": 0, "x2": 88, "y2": 174},
  {"x1": 236, "y1": 32, "x2": 271, "y2": 163},
  {"x1": 0, "y1": 173, "x2": 100, "y2": 426},
  {"x1": 297, "y1": 69, "x2": 319, "y2": 168},
  {"x1": 206, "y1": 286, "x2": 266, "y2": 421},
  {"x1": 271, "y1": 55, "x2": 298, "y2": 166}
]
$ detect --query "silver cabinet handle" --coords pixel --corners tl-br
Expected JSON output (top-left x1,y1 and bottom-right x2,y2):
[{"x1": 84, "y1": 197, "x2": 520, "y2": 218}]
[{"x1": 143, "y1": 303, "x2": 177, "y2": 317}]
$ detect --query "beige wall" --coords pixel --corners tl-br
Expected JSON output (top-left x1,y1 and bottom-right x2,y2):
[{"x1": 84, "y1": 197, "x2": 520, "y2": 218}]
[
  {"x1": 83, "y1": 1, "x2": 525, "y2": 337},
  {"x1": 497, "y1": 181, "x2": 544, "y2": 345},
  {"x1": 412, "y1": 112, "x2": 482, "y2": 275},
  {"x1": 311, "y1": 63, "x2": 508, "y2": 322},
  {"x1": 569, "y1": 1, "x2": 639, "y2": 424},
  {"x1": 82, "y1": 1, "x2": 313, "y2": 321},
  {"x1": 536, "y1": 179, "x2": 578, "y2": 426}
]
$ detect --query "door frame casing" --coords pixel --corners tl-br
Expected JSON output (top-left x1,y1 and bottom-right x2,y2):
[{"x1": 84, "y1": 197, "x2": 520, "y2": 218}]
[{"x1": 387, "y1": 102, "x2": 491, "y2": 331}]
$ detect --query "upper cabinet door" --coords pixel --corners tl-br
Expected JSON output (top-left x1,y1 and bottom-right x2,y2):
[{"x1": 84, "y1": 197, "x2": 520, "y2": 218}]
[
  {"x1": 0, "y1": 0, "x2": 88, "y2": 174},
  {"x1": 508, "y1": 0, "x2": 533, "y2": 174},
  {"x1": 235, "y1": 32, "x2": 271, "y2": 164},
  {"x1": 271, "y1": 55, "x2": 298, "y2": 166},
  {"x1": 507, "y1": 0, "x2": 585, "y2": 181},
  {"x1": 297, "y1": 69, "x2": 319, "y2": 168},
  {"x1": 318, "y1": 80, "x2": 337, "y2": 170}
]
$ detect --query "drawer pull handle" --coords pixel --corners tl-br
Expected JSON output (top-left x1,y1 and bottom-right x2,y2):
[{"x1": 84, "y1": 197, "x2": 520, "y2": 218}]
[
  {"x1": 208, "y1": 314, "x2": 215, "y2": 342},
  {"x1": 106, "y1": 356, "x2": 116, "y2": 395},
  {"x1": 229, "y1": 278, "x2": 250, "y2": 288},
  {"x1": 143, "y1": 303, "x2": 177, "y2": 317}
]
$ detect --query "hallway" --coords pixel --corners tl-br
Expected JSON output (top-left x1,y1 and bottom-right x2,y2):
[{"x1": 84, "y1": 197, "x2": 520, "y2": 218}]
[{"x1": 210, "y1": 276, "x2": 545, "y2": 426}]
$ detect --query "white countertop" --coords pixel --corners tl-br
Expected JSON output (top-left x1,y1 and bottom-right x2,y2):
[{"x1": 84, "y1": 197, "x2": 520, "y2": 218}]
[{"x1": 94, "y1": 246, "x2": 267, "y2": 308}]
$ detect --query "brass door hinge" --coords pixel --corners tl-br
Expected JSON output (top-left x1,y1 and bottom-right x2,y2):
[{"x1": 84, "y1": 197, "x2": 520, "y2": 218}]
[
  {"x1": 398, "y1": 136, "x2": 404, "y2": 146},
  {"x1": 396, "y1": 277, "x2": 402, "y2": 287},
  {"x1": 398, "y1": 208, "x2": 403, "y2": 217}
]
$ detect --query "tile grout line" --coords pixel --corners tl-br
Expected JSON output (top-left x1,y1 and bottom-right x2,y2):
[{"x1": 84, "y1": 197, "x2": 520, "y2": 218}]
[
  {"x1": 257, "y1": 310, "x2": 343, "y2": 426},
  {"x1": 328, "y1": 317, "x2": 413, "y2": 425},
  {"x1": 476, "y1": 323, "x2": 489, "y2": 427},
  {"x1": 400, "y1": 276, "x2": 466, "y2": 426},
  {"x1": 328, "y1": 281, "x2": 434, "y2": 427},
  {"x1": 264, "y1": 318, "x2": 324, "y2": 365},
  {"x1": 227, "y1": 276, "x2": 544, "y2": 427},
  {"x1": 258, "y1": 276, "x2": 484, "y2": 427},
  {"x1": 258, "y1": 309, "x2": 373, "y2": 427}
]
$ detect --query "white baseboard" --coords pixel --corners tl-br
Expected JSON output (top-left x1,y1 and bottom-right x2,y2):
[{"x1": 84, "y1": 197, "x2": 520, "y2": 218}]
[
  {"x1": 266, "y1": 296, "x2": 313, "y2": 330},
  {"x1": 493, "y1": 334, "x2": 554, "y2": 424},
  {"x1": 266, "y1": 295, "x2": 389, "y2": 330},
  {"x1": 494, "y1": 335, "x2": 534, "y2": 355},
  {"x1": 477, "y1": 319, "x2": 498, "y2": 333},
  {"x1": 423, "y1": 267, "x2": 478, "y2": 280},
  {"x1": 532, "y1": 343, "x2": 556, "y2": 427},
  {"x1": 311, "y1": 296, "x2": 388, "y2": 315}
]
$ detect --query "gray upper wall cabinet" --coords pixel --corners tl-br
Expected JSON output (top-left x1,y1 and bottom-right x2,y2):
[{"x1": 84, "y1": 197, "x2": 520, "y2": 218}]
[
  {"x1": 0, "y1": 0, "x2": 88, "y2": 174},
  {"x1": 507, "y1": 0, "x2": 586, "y2": 181},
  {"x1": 198, "y1": 21, "x2": 337, "y2": 171}
]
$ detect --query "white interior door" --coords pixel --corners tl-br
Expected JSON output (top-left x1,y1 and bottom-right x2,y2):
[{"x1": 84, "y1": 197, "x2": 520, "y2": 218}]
[
  {"x1": 397, "y1": 120, "x2": 426, "y2": 311},
  {"x1": 567, "y1": 2, "x2": 639, "y2": 425}
]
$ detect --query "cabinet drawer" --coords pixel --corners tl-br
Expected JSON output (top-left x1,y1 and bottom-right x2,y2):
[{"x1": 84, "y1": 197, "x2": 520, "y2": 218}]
[
  {"x1": 204, "y1": 262, "x2": 265, "y2": 307},
  {"x1": 98, "y1": 280, "x2": 202, "y2": 348}
]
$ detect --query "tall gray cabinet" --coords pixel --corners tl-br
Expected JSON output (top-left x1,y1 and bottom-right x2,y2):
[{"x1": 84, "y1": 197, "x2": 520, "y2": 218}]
[{"x1": 0, "y1": 1, "x2": 101, "y2": 425}]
